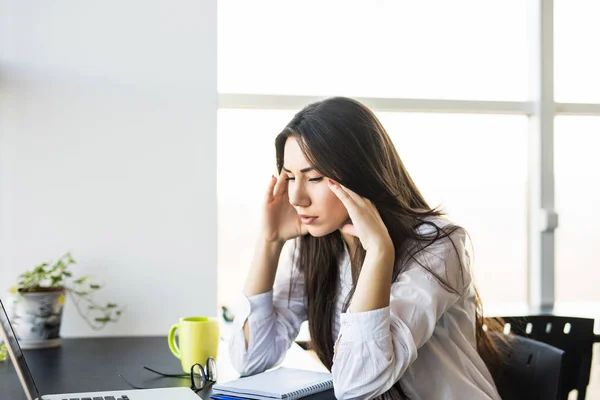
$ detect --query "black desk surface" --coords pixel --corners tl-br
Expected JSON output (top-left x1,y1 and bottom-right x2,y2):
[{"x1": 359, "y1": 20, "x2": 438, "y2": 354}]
[{"x1": 0, "y1": 336, "x2": 334, "y2": 400}]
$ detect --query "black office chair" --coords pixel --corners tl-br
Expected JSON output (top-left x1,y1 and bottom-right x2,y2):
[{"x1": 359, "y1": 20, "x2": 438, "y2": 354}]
[
  {"x1": 492, "y1": 333, "x2": 565, "y2": 400},
  {"x1": 499, "y1": 315, "x2": 600, "y2": 399}
]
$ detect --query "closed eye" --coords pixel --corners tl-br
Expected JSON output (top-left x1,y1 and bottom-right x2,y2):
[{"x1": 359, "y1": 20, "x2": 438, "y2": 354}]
[{"x1": 285, "y1": 177, "x2": 324, "y2": 182}]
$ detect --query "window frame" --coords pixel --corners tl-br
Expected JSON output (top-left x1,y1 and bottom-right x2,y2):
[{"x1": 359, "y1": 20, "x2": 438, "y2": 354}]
[{"x1": 217, "y1": 0, "x2": 600, "y2": 311}]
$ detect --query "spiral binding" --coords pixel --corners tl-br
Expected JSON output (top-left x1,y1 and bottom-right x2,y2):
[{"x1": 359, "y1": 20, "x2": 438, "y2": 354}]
[{"x1": 286, "y1": 380, "x2": 333, "y2": 400}]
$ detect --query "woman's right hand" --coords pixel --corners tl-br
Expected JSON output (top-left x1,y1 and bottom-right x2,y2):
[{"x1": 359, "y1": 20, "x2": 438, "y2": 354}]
[{"x1": 261, "y1": 172, "x2": 309, "y2": 244}]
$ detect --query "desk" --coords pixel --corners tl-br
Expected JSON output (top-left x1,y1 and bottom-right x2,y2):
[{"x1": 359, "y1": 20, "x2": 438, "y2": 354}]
[{"x1": 0, "y1": 337, "x2": 334, "y2": 400}]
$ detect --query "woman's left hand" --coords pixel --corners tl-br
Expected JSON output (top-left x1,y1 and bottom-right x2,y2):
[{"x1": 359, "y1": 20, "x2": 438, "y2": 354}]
[{"x1": 327, "y1": 179, "x2": 394, "y2": 253}]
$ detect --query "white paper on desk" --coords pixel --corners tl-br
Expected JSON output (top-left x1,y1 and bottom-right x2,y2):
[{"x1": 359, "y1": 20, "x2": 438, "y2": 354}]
[{"x1": 213, "y1": 367, "x2": 333, "y2": 400}]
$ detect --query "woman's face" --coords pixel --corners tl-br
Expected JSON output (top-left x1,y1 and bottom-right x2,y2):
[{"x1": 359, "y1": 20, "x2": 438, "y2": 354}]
[{"x1": 283, "y1": 137, "x2": 349, "y2": 237}]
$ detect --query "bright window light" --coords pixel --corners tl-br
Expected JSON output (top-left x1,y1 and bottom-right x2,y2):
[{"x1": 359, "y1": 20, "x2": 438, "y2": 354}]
[
  {"x1": 555, "y1": 0, "x2": 600, "y2": 103},
  {"x1": 218, "y1": 0, "x2": 528, "y2": 101},
  {"x1": 555, "y1": 116, "x2": 600, "y2": 302}
]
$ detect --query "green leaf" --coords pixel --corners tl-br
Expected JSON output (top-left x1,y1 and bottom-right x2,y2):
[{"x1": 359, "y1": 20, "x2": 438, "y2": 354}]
[
  {"x1": 73, "y1": 276, "x2": 88, "y2": 285},
  {"x1": 106, "y1": 303, "x2": 118, "y2": 309},
  {"x1": 64, "y1": 252, "x2": 75, "y2": 264},
  {"x1": 94, "y1": 317, "x2": 111, "y2": 323}
]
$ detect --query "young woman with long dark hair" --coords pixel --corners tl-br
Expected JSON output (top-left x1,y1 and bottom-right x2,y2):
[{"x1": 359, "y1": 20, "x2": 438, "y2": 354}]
[{"x1": 229, "y1": 97, "x2": 502, "y2": 400}]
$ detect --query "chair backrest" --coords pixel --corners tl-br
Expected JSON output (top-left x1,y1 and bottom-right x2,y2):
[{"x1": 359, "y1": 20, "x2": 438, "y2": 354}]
[
  {"x1": 500, "y1": 315, "x2": 596, "y2": 399},
  {"x1": 492, "y1": 333, "x2": 565, "y2": 400}
]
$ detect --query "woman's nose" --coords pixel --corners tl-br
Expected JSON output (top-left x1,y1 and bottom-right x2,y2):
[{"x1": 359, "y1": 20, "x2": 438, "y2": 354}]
[{"x1": 289, "y1": 185, "x2": 310, "y2": 207}]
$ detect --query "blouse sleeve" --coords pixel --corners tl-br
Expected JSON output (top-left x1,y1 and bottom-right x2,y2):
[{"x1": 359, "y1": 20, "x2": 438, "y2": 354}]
[
  {"x1": 331, "y1": 227, "x2": 473, "y2": 400},
  {"x1": 228, "y1": 240, "x2": 307, "y2": 376}
]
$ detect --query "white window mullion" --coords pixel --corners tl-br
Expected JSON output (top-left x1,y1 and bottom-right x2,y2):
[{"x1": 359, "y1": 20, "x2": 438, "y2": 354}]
[
  {"x1": 219, "y1": 93, "x2": 532, "y2": 115},
  {"x1": 556, "y1": 103, "x2": 600, "y2": 116},
  {"x1": 527, "y1": 0, "x2": 556, "y2": 311}
]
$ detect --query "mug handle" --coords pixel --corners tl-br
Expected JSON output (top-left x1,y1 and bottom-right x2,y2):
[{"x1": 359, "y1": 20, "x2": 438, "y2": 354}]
[{"x1": 168, "y1": 324, "x2": 181, "y2": 359}]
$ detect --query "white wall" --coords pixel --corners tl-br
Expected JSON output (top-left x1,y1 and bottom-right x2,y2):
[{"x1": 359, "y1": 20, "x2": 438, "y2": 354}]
[{"x1": 0, "y1": 1, "x2": 218, "y2": 337}]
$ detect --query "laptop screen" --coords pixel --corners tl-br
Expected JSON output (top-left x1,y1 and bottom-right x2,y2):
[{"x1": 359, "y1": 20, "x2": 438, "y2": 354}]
[{"x1": 0, "y1": 299, "x2": 40, "y2": 400}]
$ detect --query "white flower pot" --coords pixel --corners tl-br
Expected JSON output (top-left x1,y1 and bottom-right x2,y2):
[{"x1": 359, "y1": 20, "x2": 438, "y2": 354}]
[{"x1": 12, "y1": 290, "x2": 65, "y2": 349}]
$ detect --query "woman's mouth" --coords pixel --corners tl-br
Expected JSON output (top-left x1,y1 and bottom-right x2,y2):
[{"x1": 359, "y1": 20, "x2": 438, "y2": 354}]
[{"x1": 299, "y1": 215, "x2": 318, "y2": 225}]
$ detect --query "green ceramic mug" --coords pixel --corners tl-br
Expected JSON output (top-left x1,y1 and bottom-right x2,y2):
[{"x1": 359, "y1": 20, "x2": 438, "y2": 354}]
[{"x1": 168, "y1": 316, "x2": 220, "y2": 373}]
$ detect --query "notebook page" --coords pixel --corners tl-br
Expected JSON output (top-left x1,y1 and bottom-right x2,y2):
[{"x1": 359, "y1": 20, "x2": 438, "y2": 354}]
[{"x1": 213, "y1": 367, "x2": 333, "y2": 399}]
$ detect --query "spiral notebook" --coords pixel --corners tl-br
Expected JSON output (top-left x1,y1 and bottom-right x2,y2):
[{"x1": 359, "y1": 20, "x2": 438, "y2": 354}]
[{"x1": 211, "y1": 367, "x2": 333, "y2": 400}]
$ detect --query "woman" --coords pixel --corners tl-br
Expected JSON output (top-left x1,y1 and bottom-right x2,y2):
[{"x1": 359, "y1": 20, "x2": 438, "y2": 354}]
[{"x1": 229, "y1": 97, "x2": 502, "y2": 400}]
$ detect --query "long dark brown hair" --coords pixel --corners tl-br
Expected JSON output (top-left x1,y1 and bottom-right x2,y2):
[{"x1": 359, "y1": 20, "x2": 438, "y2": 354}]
[{"x1": 275, "y1": 97, "x2": 504, "y2": 400}]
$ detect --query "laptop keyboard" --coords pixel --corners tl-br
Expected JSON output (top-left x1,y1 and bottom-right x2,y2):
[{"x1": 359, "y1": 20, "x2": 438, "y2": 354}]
[{"x1": 62, "y1": 396, "x2": 129, "y2": 400}]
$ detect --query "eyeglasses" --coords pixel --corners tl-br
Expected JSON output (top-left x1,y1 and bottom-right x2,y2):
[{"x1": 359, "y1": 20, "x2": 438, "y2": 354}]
[
  {"x1": 119, "y1": 357, "x2": 217, "y2": 392},
  {"x1": 189, "y1": 357, "x2": 218, "y2": 391}
]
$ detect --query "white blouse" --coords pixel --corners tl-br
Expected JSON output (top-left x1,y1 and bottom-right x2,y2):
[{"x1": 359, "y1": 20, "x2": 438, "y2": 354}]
[{"x1": 229, "y1": 218, "x2": 501, "y2": 400}]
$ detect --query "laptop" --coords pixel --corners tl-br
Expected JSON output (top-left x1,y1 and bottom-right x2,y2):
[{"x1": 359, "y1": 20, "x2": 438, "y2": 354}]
[{"x1": 0, "y1": 299, "x2": 199, "y2": 400}]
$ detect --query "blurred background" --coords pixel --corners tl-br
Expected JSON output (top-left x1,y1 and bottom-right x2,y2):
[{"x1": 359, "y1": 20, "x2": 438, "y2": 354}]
[
  {"x1": 0, "y1": 1, "x2": 599, "y2": 393},
  {"x1": 217, "y1": 0, "x2": 600, "y2": 317}
]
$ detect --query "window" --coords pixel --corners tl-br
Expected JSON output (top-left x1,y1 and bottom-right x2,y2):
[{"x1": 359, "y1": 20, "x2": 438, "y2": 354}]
[
  {"x1": 555, "y1": 0, "x2": 600, "y2": 103},
  {"x1": 218, "y1": 0, "x2": 527, "y2": 101},
  {"x1": 217, "y1": 1, "x2": 600, "y2": 314},
  {"x1": 217, "y1": 109, "x2": 296, "y2": 308},
  {"x1": 378, "y1": 112, "x2": 528, "y2": 304},
  {"x1": 555, "y1": 116, "x2": 600, "y2": 303}
]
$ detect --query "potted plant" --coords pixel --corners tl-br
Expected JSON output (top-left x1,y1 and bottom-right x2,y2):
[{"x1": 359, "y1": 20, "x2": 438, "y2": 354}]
[{"x1": 8, "y1": 252, "x2": 124, "y2": 349}]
